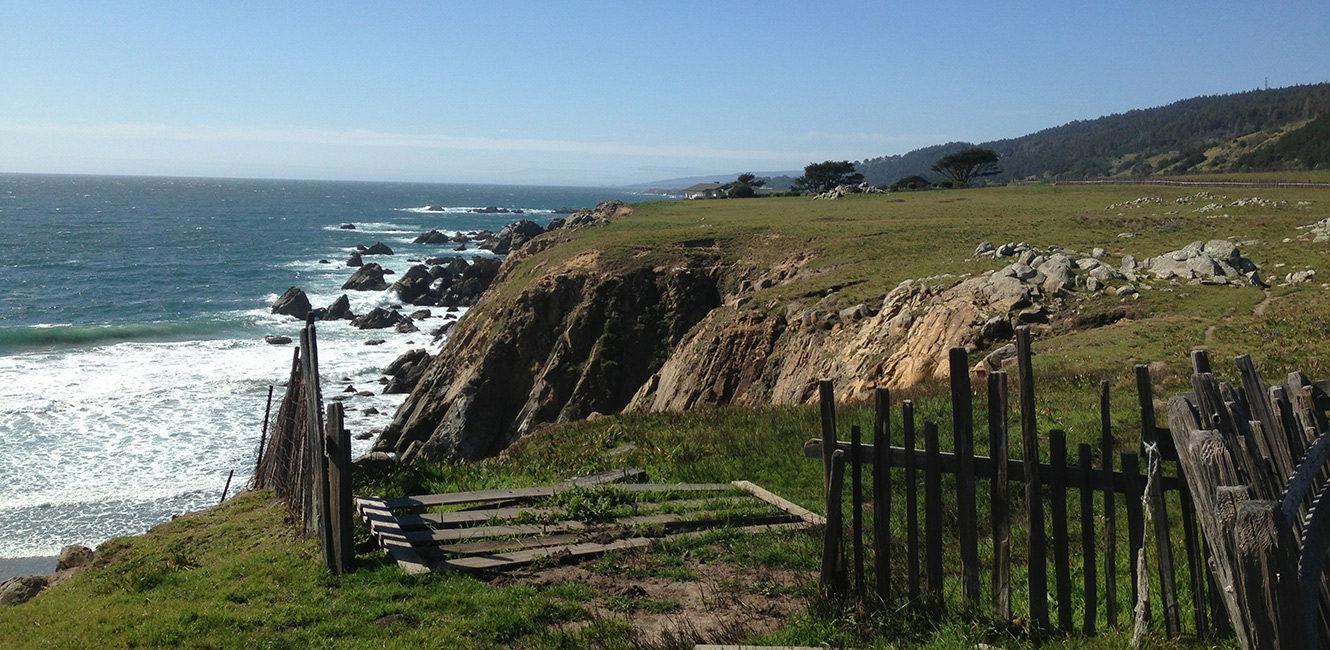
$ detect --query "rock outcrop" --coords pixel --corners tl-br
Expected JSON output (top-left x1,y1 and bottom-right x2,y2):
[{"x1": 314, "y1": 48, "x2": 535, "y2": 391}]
[
  {"x1": 342, "y1": 263, "x2": 390, "y2": 291},
  {"x1": 480, "y1": 220, "x2": 545, "y2": 255},
  {"x1": 271, "y1": 287, "x2": 312, "y2": 319},
  {"x1": 374, "y1": 253, "x2": 721, "y2": 463}
]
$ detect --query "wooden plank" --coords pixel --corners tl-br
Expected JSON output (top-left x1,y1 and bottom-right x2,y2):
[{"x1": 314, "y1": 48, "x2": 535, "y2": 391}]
[
  {"x1": 1101, "y1": 380, "x2": 1119, "y2": 629},
  {"x1": 820, "y1": 379, "x2": 837, "y2": 495},
  {"x1": 1079, "y1": 444, "x2": 1098, "y2": 636},
  {"x1": 873, "y1": 386, "x2": 892, "y2": 604},
  {"x1": 436, "y1": 522, "x2": 813, "y2": 573},
  {"x1": 564, "y1": 468, "x2": 648, "y2": 488},
  {"x1": 989, "y1": 371, "x2": 1011, "y2": 621},
  {"x1": 821, "y1": 449, "x2": 847, "y2": 598},
  {"x1": 380, "y1": 481, "x2": 731, "y2": 510},
  {"x1": 423, "y1": 532, "x2": 587, "y2": 558},
  {"x1": 924, "y1": 422, "x2": 943, "y2": 603},
  {"x1": 851, "y1": 425, "x2": 865, "y2": 599},
  {"x1": 401, "y1": 512, "x2": 806, "y2": 546},
  {"x1": 1016, "y1": 326, "x2": 1048, "y2": 628},
  {"x1": 1235, "y1": 499, "x2": 1305, "y2": 649},
  {"x1": 1139, "y1": 364, "x2": 1181, "y2": 638},
  {"x1": 1177, "y1": 464, "x2": 1209, "y2": 638},
  {"x1": 1051, "y1": 430, "x2": 1072, "y2": 633},
  {"x1": 904, "y1": 400, "x2": 920, "y2": 601},
  {"x1": 1123, "y1": 451, "x2": 1147, "y2": 625},
  {"x1": 1236, "y1": 355, "x2": 1294, "y2": 481},
  {"x1": 951, "y1": 346, "x2": 980, "y2": 608},
  {"x1": 1300, "y1": 478, "x2": 1330, "y2": 650},
  {"x1": 733, "y1": 481, "x2": 826, "y2": 526}
]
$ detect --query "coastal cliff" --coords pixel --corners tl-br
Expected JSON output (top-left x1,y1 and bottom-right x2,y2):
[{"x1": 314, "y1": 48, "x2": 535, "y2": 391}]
[{"x1": 374, "y1": 192, "x2": 1270, "y2": 464}]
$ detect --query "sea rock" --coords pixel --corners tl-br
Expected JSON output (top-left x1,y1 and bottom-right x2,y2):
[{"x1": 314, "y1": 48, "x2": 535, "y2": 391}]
[
  {"x1": 340, "y1": 223, "x2": 356, "y2": 230},
  {"x1": 56, "y1": 545, "x2": 95, "y2": 572},
  {"x1": 546, "y1": 217, "x2": 567, "y2": 231},
  {"x1": 480, "y1": 219, "x2": 545, "y2": 255},
  {"x1": 0, "y1": 575, "x2": 47, "y2": 606},
  {"x1": 383, "y1": 348, "x2": 432, "y2": 394},
  {"x1": 342, "y1": 263, "x2": 390, "y2": 291},
  {"x1": 351, "y1": 308, "x2": 405, "y2": 330},
  {"x1": 363, "y1": 242, "x2": 395, "y2": 256},
  {"x1": 264, "y1": 335, "x2": 293, "y2": 345},
  {"x1": 354, "y1": 451, "x2": 396, "y2": 471},
  {"x1": 413, "y1": 230, "x2": 452, "y2": 245},
  {"x1": 395, "y1": 318, "x2": 419, "y2": 334},
  {"x1": 323, "y1": 294, "x2": 355, "y2": 320},
  {"x1": 390, "y1": 265, "x2": 435, "y2": 305},
  {"x1": 270, "y1": 287, "x2": 312, "y2": 319},
  {"x1": 410, "y1": 309, "x2": 432, "y2": 320},
  {"x1": 346, "y1": 252, "x2": 363, "y2": 267}
]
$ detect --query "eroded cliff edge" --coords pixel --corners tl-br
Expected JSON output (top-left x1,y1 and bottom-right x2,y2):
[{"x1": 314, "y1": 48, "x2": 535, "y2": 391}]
[{"x1": 374, "y1": 198, "x2": 1264, "y2": 464}]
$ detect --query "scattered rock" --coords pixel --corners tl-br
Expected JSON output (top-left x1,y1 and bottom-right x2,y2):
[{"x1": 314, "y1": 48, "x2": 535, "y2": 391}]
[
  {"x1": 342, "y1": 263, "x2": 390, "y2": 291},
  {"x1": 264, "y1": 335, "x2": 293, "y2": 345},
  {"x1": 0, "y1": 575, "x2": 48, "y2": 606},
  {"x1": 323, "y1": 294, "x2": 355, "y2": 320},
  {"x1": 55, "y1": 545, "x2": 94, "y2": 572},
  {"x1": 1116, "y1": 285, "x2": 1138, "y2": 296},
  {"x1": 270, "y1": 287, "x2": 312, "y2": 319},
  {"x1": 480, "y1": 219, "x2": 545, "y2": 255},
  {"x1": 351, "y1": 308, "x2": 405, "y2": 330},
  {"x1": 980, "y1": 316, "x2": 1013, "y2": 342},
  {"x1": 365, "y1": 339, "x2": 386, "y2": 346},
  {"x1": 413, "y1": 230, "x2": 453, "y2": 245},
  {"x1": 1287, "y1": 269, "x2": 1316, "y2": 284}
]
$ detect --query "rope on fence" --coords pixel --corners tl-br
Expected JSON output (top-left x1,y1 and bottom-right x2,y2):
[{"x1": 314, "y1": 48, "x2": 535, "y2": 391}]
[{"x1": 1133, "y1": 441, "x2": 1162, "y2": 647}]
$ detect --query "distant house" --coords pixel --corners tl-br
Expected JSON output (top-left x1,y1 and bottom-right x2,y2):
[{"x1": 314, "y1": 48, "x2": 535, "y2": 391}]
[{"x1": 684, "y1": 182, "x2": 731, "y2": 199}]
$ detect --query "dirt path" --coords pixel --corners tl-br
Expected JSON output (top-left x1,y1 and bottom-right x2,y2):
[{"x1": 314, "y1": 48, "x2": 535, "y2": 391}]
[{"x1": 1253, "y1": 289, "x2": 1274, "y2": 316}]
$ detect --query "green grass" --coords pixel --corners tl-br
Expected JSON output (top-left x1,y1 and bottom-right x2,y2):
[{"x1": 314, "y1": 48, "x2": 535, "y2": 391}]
[{"x1": 8, "y1": 180, "x2": 1330, "y2": 648}]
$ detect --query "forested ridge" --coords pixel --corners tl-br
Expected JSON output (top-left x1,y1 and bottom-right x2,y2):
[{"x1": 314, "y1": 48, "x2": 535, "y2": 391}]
[{"x1": 856, "y1": 83, "x2": 1330, "y2": 186}]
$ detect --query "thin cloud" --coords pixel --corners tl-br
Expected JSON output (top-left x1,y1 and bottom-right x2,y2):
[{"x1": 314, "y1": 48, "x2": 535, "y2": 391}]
[{"x1": 0, "y1": 121, "x2": 865, "y2": 163}]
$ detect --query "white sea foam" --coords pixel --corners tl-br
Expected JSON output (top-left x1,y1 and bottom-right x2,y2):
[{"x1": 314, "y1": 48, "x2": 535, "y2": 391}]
[{"x1": 0, "y1": 259, "x2": 460, "y2": 557}]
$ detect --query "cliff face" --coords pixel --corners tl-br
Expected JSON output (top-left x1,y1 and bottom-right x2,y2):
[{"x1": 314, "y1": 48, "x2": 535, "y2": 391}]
[
  {"x1": 375, "y1": 210, "x2": 1063, "y2": 464},
  {"x1": 374, "y1": 246, "x2": 723, "y2": 462}
]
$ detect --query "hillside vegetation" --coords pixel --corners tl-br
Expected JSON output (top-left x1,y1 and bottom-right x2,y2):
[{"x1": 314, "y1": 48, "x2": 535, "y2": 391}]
[{"x1": 858, "y1": 83, "x2": 1330, "y2": 185}]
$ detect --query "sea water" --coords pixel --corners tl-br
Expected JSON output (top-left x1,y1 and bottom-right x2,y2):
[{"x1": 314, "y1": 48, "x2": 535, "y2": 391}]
[{"x1": 0, "y1": 173, "x2": 649, "y2": 559}]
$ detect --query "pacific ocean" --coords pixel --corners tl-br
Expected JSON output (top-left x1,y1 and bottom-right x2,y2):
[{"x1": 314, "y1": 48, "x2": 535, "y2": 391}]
[{"x1": 0, "y1": 173, "x2": 653, "y2": 575}]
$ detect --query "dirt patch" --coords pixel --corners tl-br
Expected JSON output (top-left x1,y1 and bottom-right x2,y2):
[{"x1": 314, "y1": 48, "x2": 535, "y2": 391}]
[
  {"x1": 499, "y1": 552, "x2": 813, "y2": 646},
  {"x1": 1253, "y1": 289, "x2": 1274, "y2": 316},
  {"x1": 372, "y1": 613, "x2": 420, "y2": 629},
  {"x1": 1056, "y1": 306, "x2": 1145, "y2": 332}
]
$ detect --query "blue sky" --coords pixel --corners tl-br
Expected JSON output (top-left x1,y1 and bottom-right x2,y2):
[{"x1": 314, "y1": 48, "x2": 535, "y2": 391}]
[{"x1": 1, "y1": 1, "x2": 1327, "y2": 186}]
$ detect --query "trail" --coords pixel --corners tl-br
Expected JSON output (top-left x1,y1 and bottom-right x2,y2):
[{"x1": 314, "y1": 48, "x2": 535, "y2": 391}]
[{"x1": 1252, "y1": 289, "x2": 1274, "y2": 317}]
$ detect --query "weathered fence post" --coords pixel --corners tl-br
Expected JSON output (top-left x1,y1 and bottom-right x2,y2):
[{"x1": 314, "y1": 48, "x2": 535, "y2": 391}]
[
  {"x1": 1051, "y1": 429, "x2": 1072, "y2": 632},
  {"x1": 820, "y1": 379, "x2": 837, "y2": 493},
  {"x1": 1101, "y1": 380, "x2": 1118, "y2": 629},
  {"x1": 821, "y1": 448, "x2": 848, "y2": 598},
  {"x1": 1122, "y1": 451, "x2": 1147, "y2": 626},
  {"x1": 873, "y1": 386, "x2": 892, "y2": 604},
  {"x1": 851, "y1": 425, "x2": 865, "y2": 599},
  {"x1": 1079, "y1": 443, "x2": 1098, "y2": 636},
  {"x1": 1137, "y1": 364, "x2": 1181, "y2": 638},
  {"x1": 989, "y1": 371, "x2": 1011, "y2": 622},
  {"x1": 904, "y1": 400, "x2": 920, "y2": 602},
  {"x1": 325, "y1": 401, "x2": 354, "y2": 574},
  {"x1": 924, "y1": 422, "x2": 943, "y2": 605},
  {"x1": 950, "y1": 347, "x2": 980, "y2": 608},
  {"x1": 1016, "y1": 326, "x2": 1049, "y2": 628}
]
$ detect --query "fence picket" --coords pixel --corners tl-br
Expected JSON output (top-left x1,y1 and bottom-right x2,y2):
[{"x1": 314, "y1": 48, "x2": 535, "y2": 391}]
[
  {"x1": 1016, "y1": 326, "x2": 1049, "y2": 628},
  {"x1": 1051, "y1": 430, "x2": 1072, "y2": 632},
  {"x1": 989, "y1": 371, "x2": 1011, "y2": 621},
  {"x1": 873, "y1": 387, "x2": 892, "y2": 604},
  {"x1": 925, "y1": 422, "x2": 943, "y2": 604},
  {"x1": 1079, "y1": 443, "x2": 1097, "y2": 635}
]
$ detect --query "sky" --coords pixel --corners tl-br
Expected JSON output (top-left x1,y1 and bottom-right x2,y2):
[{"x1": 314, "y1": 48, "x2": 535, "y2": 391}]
[{"x1": 1, "y1": 1, "x2": 1328, "y2": 187}]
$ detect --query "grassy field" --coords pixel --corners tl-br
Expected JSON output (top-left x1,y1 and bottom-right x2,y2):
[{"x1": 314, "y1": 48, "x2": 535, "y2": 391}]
[{"x1": 5, "y1": 180, "x2": 1329, "y2": 648}]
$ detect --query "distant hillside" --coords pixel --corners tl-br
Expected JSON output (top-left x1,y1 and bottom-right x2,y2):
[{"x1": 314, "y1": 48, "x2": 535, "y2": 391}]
[
  {"x1": 857, "y1": 82, "x2": 1330, "y2": 186},
  {"x1": 621, "y1": 171, "x2": 800, "y2": 191}
]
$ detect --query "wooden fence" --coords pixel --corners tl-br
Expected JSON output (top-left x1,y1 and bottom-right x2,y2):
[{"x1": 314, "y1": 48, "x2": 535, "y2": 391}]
[
  {"x1": 251, "y1": 316, "x2": 355, "y2": 574},
  {"x1": 806, "y1": 325, "x2": 1330, "y2": 644}
]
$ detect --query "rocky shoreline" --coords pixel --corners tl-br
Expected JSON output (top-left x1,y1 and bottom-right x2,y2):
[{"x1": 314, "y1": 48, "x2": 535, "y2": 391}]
[{"x1": 0, "y1": 546, "x2": 94, "y2": 607}]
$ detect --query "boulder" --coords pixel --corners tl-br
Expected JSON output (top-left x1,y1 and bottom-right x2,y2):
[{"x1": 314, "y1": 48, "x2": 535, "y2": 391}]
[
  {"x1": 56, "y1": 545, "x2": 94, "y2": 572},
  {"x1": 413, "y1": 230, "x2": 453, "y2": 245},
  {"x1": 1287, "y1": 269, "x2": 1316, "y2": 284},
  {"x1": 270, "y1": 287, "x2": 312, "y2": 319},
  {"x1": 390, "y1": 265, "x2": 435, "y2": 304},
  {"x1": 351, "y1": 308, "x2": 405, "y2": 330},
  {"x1": 323, "y1": 294, "x2": 355, "y2": 320},
  {"x1": 0, "y1": 575, "x2": 47, "y2": 607},
  {"x1": 342, "y1": 263, "x2": 390, "y2": 291},
  {"x1": 976, "y1": 343, "x2": 1018, "y2": 372},
  {"x1": 974, "y1": 241, "x2": 996, "y2": 256},
  {"x1": 363, "y1": 242, "x2": 395, "y2": 256},
  {"x1": 980, "y1": 316, "x2": 1013, "y2": 342}
]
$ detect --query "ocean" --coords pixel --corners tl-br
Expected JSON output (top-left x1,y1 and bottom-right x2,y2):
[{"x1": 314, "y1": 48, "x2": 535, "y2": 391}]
[{"x1": 0, "y1": 173, "x2": 651, "y2": 565}]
